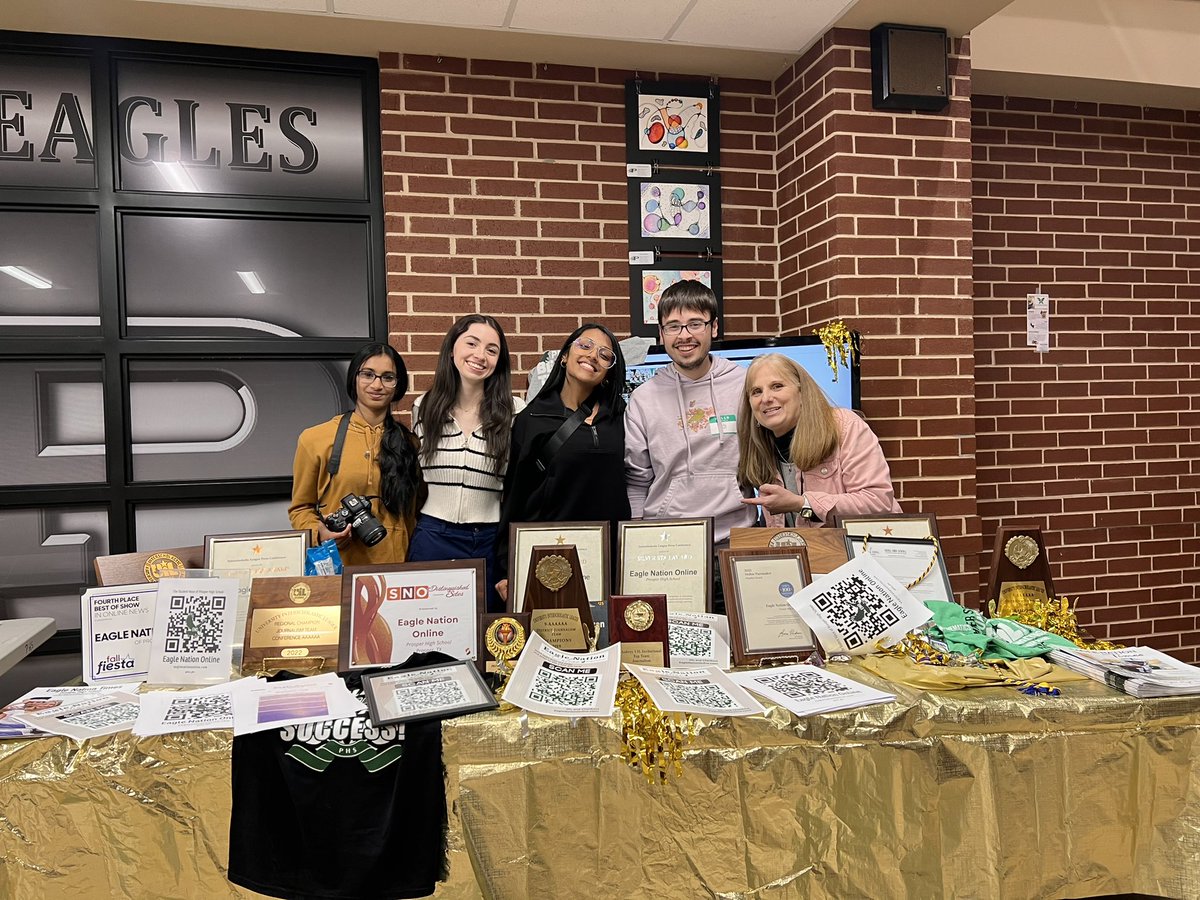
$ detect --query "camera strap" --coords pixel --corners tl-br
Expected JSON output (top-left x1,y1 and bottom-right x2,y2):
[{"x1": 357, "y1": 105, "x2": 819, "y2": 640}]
[
  {"x1": 535, "y1": 399, "x2": 594, "y2": 473},
  {"x1": 316, "y1": 412, "x2": 354, "y2": 514},
  {"x1": 327, "y1": 412, "x2": 353, "y2": 476}
]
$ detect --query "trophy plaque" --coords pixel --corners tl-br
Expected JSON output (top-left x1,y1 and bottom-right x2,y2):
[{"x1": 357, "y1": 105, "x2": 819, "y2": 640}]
[
  {"x1": 523, "y1": 544, "x2": 594, "y2": 651},
  {"x1": 719, "y1": 546, "x2": 817, "y2": 668},
  {"x1": 609, "y1": 594, "x2": 671, "y2": 668},
  {"x1": 729, "y1": 527, "x2": 849, "y2": 575},
  {"x1": 986, "y1": 526, "x2": 1056, "y2": 612},
  {"x1": 241, "y1": 575, "x2": 342, "y2": 676}
]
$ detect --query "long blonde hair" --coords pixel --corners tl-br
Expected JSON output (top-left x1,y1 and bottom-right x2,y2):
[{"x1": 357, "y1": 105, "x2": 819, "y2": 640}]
[{"x1": 737, "y1": 354, "x2": 840, "y2": 489}]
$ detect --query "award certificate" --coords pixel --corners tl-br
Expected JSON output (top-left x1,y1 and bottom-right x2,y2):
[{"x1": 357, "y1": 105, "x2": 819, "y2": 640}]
[
  {"x1": 618, "y1": 518, "x2": 712, "y2": 614},
  {"x1": 341, "y1": 561, "x2": 484, "y2": 671},
  {"x1": 81, "y1": 583, "x2": 158, "y2": 685},
  {"x1": 730, "y1": 556, "x2": 815, "y2": 655},
  {"x1": 845, "y1": 535, "x2": 954, "y2": 604}
]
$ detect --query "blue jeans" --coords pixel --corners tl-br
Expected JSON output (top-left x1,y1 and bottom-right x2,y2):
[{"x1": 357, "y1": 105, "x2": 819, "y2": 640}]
[{"x1": 407, "y1": 513, "x2": 502, "y2": 612}]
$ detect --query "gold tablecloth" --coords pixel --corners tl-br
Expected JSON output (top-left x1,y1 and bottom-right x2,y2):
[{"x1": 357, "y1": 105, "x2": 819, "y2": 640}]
[{"x1": 2, "y1": 665, "x2": 1198, "y2": 899}]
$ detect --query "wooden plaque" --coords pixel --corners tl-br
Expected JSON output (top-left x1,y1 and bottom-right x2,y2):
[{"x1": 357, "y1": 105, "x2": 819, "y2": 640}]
[
  {"x1": 728, "y1": 527, "x2": 849, "y2": 575},
  {"x1": 93, "y1": 545, "x2": 204, "y2": 586},
  {"x1": 986, "y1": 526, "x2": 1056, "y2": 613},
  {"x1": 524, "y1": 545, "x2": 594, "y2": 651},
  {"x1": 240, "y1": 575, "x2": 342, "y2": 676},
  {"x1": 609, "y1": 594, "x2": 671, "y2": 668},
  {"x1": 833, "y1": 512, "x2": 940, "y2": 540}
]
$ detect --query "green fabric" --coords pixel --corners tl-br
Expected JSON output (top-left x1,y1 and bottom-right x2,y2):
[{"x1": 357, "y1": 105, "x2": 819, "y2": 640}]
[{"x1": 924, "y1": 601, "x2": 1077, "y2": 660}]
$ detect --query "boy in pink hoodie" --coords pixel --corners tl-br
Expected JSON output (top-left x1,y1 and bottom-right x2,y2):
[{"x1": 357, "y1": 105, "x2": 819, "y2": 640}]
[{"x1": 624, "y1": 281, "x2": 755, "y2": 551}]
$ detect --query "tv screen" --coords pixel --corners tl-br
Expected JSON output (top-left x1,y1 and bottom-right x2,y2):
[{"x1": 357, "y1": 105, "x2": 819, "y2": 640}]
[{"x1": 624, "y1": 335, "x2": 860, "y2": 409}]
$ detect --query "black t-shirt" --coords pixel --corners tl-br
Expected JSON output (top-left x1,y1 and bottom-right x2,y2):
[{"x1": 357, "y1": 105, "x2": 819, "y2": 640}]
[{"x1": 227, "y1": 656, "x2": 448, "y2": 900}]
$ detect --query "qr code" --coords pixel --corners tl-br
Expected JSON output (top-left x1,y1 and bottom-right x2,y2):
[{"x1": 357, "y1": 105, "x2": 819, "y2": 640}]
[
  {"x1": 755, "y1": 670, "x2": 852, "y2": 700},
  {"x1": 528, "y1": 664, "x2": 599, "y2": 708},
  {"x1": 58, "y1": 702, "x2": 140, "y2": 731},
  {"x1": 164, "y1": 593, "x2": 227, "y2": 654},
  {"x1": 164, "y1": 694, "x2": 232, "y2": 722},
  {"x1": 669, "y1": 623, "x2": 713, "y2": 659},
  {"x1": 811, "y1": 573, "x2": 899, "y2": 649},
  {"x1": 659, "y1": 679, "x2": 734, "y2": 709},
  {"x1": 391, "y1": 678, "x2": 468, "y2": 714}
]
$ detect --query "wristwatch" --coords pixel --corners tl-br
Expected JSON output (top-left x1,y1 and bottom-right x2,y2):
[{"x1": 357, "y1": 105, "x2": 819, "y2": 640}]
[{"x1": 799, "y1": 496, "x2": 817, "y2": 522}]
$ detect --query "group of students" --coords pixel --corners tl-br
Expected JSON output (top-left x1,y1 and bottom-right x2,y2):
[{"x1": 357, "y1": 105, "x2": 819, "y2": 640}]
[{"x1": 287, "y1": 280, "x2": 901, "y2": 612}]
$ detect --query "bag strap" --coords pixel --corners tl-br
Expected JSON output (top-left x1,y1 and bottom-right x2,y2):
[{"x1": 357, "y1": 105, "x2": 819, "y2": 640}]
[{"x1": 535, "y1": 400, "x2": 594, "y2": 473}]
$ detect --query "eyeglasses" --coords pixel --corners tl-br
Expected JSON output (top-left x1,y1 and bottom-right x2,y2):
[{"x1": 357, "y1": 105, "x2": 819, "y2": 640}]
[
  {"x1": 661, "y1": 318, "x2": 713, "y2": 337},
  {"x1": 572, "y1": 338, "x2": 618, "y2": 369},
  {"x1": 357, "y1": 369, "x2": 398, "y2": 387}
]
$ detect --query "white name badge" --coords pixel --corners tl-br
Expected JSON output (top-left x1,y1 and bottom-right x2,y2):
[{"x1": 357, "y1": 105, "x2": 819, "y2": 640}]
[{"x1": 708, "y1": 414, "x2": 737, "y2": 435}]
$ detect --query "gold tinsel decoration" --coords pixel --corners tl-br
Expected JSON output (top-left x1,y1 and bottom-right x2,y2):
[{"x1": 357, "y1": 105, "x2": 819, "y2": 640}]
[
  {"x1": 616, "y1": 677, "x2": 696, "y2": 785},
  {"x1": 814, "y1": 320, "x2": 858, "y2": 383},
  {"x1": 989, "y1": 594, "x2": 1121, "y2": 651}
]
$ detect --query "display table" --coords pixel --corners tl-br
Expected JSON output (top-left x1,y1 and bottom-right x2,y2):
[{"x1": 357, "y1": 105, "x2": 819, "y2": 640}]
[
  {"x1": 0, "y1": 617, "x2": 55, "y2": 676},
  {"x1": 1, "y1": 665, "x2": 1197, "y2": 899}
]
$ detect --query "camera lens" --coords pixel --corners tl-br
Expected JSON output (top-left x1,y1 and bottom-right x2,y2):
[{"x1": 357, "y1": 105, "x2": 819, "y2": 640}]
[{"x1": 351, "y1": 511, "x2": 387, "y2": 546}]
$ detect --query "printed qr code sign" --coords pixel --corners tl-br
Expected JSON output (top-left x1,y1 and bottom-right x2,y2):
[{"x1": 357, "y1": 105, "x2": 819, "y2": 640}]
[
  {"x1": 669, "y1": 623, "x2": 713, "y2": 659},
  {"x1": 164, "y1": 594, "x2": 227, "y2": 654},
  {"x1": 660, "y1": 680, "x2": 734, "y2": 709},
  {"x1": 528, "y1": 666, "x2": 599, "y2": 708},
  {"x1": 811, "y1": 573, "x2": 899, "y2": 649},
  {"x1": 758, "y1": 670, "x2": 852, "y2": 700},
  {"x1": 58, "y1": 702, "x2": 140, "y2": 731},
  {"x1": 163, "y1": 695, "x2": 232, "y2": 722},
  {"x1": 391, "y1": 680, "x2": 469, "y2": 714}
]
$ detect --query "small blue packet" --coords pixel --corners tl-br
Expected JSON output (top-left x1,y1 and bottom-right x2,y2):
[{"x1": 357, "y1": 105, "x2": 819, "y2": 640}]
[{"x1": 305, "y1": 539, "x2": 343, "y2": 576}]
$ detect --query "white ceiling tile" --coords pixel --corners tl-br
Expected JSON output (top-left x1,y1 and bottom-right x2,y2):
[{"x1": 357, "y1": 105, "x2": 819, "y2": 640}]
[
  {"x1": 131, "y1": 0, "x2": 329, "y2": 11},
  {"x1": 333, "y1": 0, "x2": 513, "y2": 27},
  {"x1": 671, "y1": 0, "x2": 855, "y2": 53},
  {"x1": 508, "y1": 0, "x2": 694, "y2": 41}
]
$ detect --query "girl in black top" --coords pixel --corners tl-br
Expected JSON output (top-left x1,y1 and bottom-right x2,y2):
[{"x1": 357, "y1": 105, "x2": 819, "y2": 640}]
[{"x1": 494, "y1": 322, "x2": 630, "y2": 603}]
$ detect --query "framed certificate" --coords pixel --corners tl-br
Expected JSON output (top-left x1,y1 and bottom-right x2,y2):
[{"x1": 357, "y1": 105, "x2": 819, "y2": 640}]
[
  {"x1": 718, "y1": 547, "x2": 817, "y2": 668},
  {"x1": 340, "y1": 560, "x2": 485, "y2": 671},
  {"x1": 617, "y1": 518, "x2": 713, "y2": 614},
  {"x1": 836, "y1": 512, "x2": 940, "y2": 540},
  {"x1": 361, "y1": 659, "x2": 498, "y2": 727},
  {"x1": 204, "y1": 530, "x2": 309, "y2": 577},
  {"x1": 844, "y1": 534, "x2": 955, "y2": 604},
  {"x1": 509, "y1": 521, "x2": 609, "y2": 615}
]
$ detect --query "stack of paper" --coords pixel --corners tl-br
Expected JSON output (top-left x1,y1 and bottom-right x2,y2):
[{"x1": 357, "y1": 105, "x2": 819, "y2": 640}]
[
  {"x1": 1047, "y1": 646, "x2": 1200, "y2": 698},
  {"x1": 729, "y1": 664, "x2": 895, "y2": 717}
]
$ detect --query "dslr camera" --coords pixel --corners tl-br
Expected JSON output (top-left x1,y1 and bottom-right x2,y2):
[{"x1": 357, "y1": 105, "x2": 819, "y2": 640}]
[{"x1": 320, "y1": 493, "x2": 387, "y2": 547}]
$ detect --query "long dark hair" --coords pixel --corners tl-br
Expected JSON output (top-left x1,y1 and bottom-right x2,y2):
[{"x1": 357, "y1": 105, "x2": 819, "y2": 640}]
[
  {"x1": 346, "y1": 342, "x2": 421, "y2": 517},
  {"x1": 417, "y1": 314, "x2": 515, "y2": 472},
  {"x1": 536, "y1": 322, "x2": 627, "y2": 416}
]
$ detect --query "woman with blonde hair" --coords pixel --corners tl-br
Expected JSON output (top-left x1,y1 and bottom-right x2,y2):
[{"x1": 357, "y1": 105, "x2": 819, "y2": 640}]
[{"x1": 738, "y1": 353, "x2": 900, "y2": 526}]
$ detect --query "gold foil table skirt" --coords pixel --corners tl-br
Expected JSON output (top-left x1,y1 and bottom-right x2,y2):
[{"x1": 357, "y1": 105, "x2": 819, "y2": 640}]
[
  {"x1": 441, "y1": 665, "x2": 1200, "y2": 900},
  {"x1": 1, "y1": 664, "x2": 1198, "y2": 899}
]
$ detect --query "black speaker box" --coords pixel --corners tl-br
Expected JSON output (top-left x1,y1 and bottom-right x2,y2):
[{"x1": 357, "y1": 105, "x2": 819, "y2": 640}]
[{"x1": 870, "y1": 23, "x2": 949, "y2": 112}]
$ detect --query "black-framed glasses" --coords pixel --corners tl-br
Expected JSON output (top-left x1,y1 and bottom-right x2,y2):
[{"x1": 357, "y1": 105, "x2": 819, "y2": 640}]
[
  {"x1": 661, "y1": 318, "x2": 713, "y2": 337},
  {"x1": 357, "y1": 368, "x2": 398, "y2": 386},
  {"x1": 572, "y1": 338, "x2": 618, "y2": 369}
]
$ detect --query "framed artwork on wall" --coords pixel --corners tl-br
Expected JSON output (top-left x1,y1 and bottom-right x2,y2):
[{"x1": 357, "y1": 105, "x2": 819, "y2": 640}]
[
  {"x1": 625, "y1": 79, "x2": 720, "y2": 169},
  {"x1": 627, "y1": 258, "x2": 723, "y2": 338},
  {"x1": 627, "y1": 170, "x2": 722, "y2": 254}
]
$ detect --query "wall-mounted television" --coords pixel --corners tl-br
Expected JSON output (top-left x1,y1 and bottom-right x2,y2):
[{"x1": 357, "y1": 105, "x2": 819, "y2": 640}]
[{"x1": 624, "y1": 335, "x2": 861, "y2": 410}]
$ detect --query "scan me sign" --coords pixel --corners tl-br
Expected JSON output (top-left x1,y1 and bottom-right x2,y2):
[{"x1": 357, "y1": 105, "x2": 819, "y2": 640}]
[{"x1": 1, "y1": 51, "x2": 366, "y2": 198}]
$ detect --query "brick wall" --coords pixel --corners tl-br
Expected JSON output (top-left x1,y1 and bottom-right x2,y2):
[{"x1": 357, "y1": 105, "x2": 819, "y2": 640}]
[
  {"x1": 379, "y1": 53, "x2": 777, "y2": 396},
  {"x1": 774, "y1": 30, "x2": 981, "y2": 602},
  {"x1": 973, "y1": 96, "x2": 1200, "y2": 660}
]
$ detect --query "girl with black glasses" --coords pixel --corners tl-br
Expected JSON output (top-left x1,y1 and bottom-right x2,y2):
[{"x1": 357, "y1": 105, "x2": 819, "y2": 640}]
[
  {"x1": 494, "y1": 323, "x2": 630, "y2": 604},
  {"x1": 288, "y1": 342, "x2": 423, "y2": 566}
]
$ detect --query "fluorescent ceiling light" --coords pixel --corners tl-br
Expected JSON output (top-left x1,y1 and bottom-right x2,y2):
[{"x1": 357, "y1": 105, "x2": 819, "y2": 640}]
[
  {"x1": 152, "y1": 160, "x2": 199, "y2": 192},
  {"x1": 0, "y1": 265, "x2": 53, "y2": 289},
  {"x1": 236, "y1": 270, "x2": 266, "y2": 294}
]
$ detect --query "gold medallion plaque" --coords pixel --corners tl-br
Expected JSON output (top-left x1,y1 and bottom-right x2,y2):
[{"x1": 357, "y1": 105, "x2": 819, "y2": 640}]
[
  {"x1": 1004, "y1": 535, "x2": 1040, "y2": 570},
  {"x1": 623, "y1": 599, "x2": 654, "y2": 632},
  {"x1": 535, "y1": 555, "x2": 573, "y2": 592}
]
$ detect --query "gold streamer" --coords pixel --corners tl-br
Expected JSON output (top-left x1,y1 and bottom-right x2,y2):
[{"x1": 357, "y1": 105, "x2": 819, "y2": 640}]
[
  {"x1": 814, "y1": 320, "x2": 858, "y2": 382},
  {"x1": 989, "y1": 594, "x2": 1122, "y2": 651},
  {"x1": 616, "y1": 677, "x2": 696, "y2": 785}
]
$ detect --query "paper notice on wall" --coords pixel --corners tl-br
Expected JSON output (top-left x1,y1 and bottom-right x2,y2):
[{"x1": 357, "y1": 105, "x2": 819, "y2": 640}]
[{"x1": 1027, "y1": 293, "x2": 1049, "y2": 352}]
